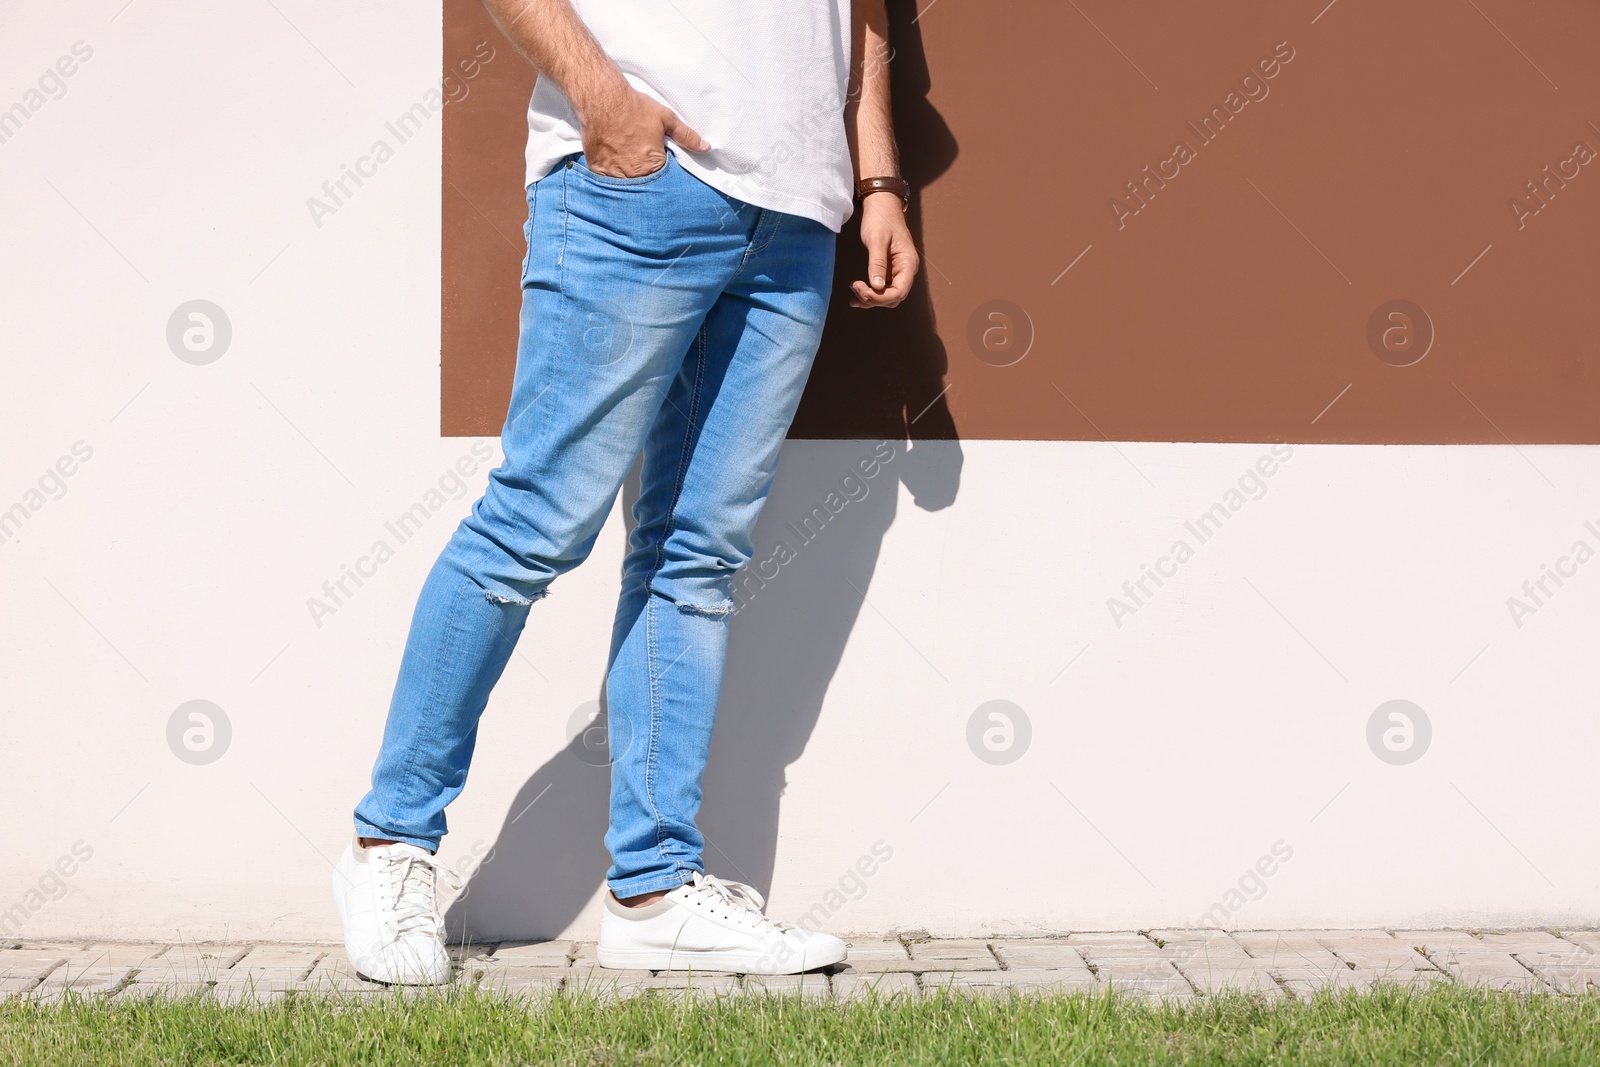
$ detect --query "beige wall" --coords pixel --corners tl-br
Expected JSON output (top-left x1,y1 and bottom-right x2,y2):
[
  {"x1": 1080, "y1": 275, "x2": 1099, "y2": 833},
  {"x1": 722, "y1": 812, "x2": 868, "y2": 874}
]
[{"x1": 2, "y1": 1, "x2": 1597, "y2": 943}]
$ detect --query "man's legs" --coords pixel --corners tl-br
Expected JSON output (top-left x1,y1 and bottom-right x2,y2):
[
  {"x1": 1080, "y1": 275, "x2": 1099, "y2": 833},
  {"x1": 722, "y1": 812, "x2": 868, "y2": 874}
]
[
  {"x1": 602, "y1": 210, "x2": 837, "y2": 899},
  {"x1": 352, "y1": 154, "x2": 756, "y2": 850}
]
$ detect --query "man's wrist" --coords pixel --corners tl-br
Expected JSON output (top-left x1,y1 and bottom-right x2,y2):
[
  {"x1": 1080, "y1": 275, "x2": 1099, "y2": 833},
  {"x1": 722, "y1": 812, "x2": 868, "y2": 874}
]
[
  {"x1": 860, "y1": 189, "x2": 906, "y2": 211},
  {"x1": 568, "y1": 67, "x2": 630, "y2": 125}
]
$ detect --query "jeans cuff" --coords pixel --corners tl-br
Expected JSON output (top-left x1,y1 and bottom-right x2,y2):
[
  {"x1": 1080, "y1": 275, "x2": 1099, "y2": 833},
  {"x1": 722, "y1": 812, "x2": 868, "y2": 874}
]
[
  {"x1": 353, "y1": 819, "x2": 440, "y2": 854},
  {"x1": 607, "y1": 866, "x2": 698, "y2": 899}
]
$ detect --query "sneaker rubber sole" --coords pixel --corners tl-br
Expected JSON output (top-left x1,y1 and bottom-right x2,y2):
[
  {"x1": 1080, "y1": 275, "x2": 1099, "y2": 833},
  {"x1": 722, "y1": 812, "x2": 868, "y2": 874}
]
[{"x1": 595, "y1": 940, "x2": 847, "y2": 974}]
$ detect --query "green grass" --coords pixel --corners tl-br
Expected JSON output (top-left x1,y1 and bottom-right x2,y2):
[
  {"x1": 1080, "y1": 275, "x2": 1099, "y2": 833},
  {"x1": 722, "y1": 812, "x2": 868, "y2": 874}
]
[{"x1": 2, "y1": 984, "x2": 1597, "y2": 1065}]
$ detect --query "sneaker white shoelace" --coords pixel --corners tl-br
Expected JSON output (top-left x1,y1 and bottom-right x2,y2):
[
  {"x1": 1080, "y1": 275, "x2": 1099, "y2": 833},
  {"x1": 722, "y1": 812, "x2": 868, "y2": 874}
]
[
  {"x1": 684, "y1": 872, "x2": 794, "y2": 933},
  {"x1": 376, "y1": 851, "x2": 462, "y2": 939}
]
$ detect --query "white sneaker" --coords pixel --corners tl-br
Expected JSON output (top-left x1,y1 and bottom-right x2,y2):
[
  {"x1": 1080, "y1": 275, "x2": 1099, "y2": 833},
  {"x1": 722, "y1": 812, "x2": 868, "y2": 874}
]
[
  {"x1": 332, "y1": 835, "x2": 456, "y2": 985},
  {"x1": 597, "y1": 872, "x2": 847, "y2": 974}
]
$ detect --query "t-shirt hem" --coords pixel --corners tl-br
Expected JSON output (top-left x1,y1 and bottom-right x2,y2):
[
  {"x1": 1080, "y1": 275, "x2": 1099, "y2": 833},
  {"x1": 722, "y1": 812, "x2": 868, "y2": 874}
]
[
  {"x1": 523, "y1": 144, "x2": 853, "y2": 234},
  {"x1": 669, "y1": 148, "x2": 853, "y2": 233}
]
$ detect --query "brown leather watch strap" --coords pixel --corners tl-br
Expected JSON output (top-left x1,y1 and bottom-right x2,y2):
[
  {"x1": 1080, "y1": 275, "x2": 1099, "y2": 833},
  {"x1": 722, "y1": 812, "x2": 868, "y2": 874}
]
[{"x1": 856, "y1": 176, "x2": 910, "y2": 206}]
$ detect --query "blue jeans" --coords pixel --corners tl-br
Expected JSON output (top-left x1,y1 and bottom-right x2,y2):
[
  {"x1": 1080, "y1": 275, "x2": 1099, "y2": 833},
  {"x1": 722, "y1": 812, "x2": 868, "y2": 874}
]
[{"x1": 354, "y1": 152, "x2": 836, "y2": 898}]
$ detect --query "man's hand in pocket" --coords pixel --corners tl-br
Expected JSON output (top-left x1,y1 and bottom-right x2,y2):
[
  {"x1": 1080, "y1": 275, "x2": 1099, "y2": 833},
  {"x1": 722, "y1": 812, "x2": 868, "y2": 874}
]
[{"x1": 579, "y1": 83, "x2": 707, "y2": 178}]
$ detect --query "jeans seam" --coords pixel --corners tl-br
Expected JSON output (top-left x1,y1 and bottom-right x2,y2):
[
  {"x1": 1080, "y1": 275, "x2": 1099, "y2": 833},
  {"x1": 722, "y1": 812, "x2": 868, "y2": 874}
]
[
  {"x1": 644, "y1": 325, "x2": 709, "y2": 592},
  {"x1": 736, "y1": 210, "x2": 783, "y2": 276},
  {"x1": 608, "y1": 868, "x2": 696, "y2": 897},
  {"x1": 641, "y1": 326, "x2": 709, "y2": 873},
  {"x1": 643, "y1": 594, "x2": 663, "y2": 865},
  {"x1": 549, "y1": 166, "x2": 571, "y2": 423},
  {"x1": 383, "y1": 578, "x2": 468, "y2": 844},
  {"x1": 351, "y1": 822, "x2": 437, "y2": 854},
  {"x1": 557, "y1": 165, "x2": 571, "y2": 280},
  {"x1": 519, "y1": 182, "x2": 537, "y2": 282}
]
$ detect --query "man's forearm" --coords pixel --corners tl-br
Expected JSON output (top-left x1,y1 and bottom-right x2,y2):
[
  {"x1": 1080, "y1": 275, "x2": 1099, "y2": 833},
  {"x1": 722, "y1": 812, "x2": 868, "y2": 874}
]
[
  {"x1": 845, "y1": 0, "x2": 918, "y2": 309},
  {"x1": 847, "y1": 0, "x2": 900, "y2": 181},
  {"x1": 482, "y1": 0, "x2": 626, "y2": 121}
]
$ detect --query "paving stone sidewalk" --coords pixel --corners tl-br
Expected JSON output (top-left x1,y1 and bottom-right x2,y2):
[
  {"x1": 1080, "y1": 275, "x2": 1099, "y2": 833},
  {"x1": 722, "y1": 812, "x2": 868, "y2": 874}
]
[{"x1": 6, "y1": 929, "x2": 1600, "y2": 1004}]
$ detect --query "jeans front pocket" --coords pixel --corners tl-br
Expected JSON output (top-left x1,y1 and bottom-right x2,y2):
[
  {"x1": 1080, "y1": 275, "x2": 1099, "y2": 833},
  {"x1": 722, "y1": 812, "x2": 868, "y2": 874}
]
[{"x1": 571, "y1": 150, "x2": 674, "y2": 188}]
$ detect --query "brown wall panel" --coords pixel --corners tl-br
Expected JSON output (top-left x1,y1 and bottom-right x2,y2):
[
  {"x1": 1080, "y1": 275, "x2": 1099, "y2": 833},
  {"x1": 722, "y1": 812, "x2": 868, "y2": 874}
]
[
  {"x1": 440, "y1": 0, "x2": 535, "y2": 437},
  {"x1": 443, "y1": 0, "x2": 1600, "y2": 443}
]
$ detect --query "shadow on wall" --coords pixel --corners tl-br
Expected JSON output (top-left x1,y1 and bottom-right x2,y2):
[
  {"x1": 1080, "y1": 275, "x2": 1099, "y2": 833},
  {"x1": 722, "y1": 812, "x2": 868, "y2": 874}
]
[
  {"x1": 445, "y1": 0, "x2": 962, "y2": 942},
  {"x1": 793, "y1": 0, "x2": 959, "y2": 443},
  {"x1": 446, "y1": 442, "x2": 963, "y2": 942}
]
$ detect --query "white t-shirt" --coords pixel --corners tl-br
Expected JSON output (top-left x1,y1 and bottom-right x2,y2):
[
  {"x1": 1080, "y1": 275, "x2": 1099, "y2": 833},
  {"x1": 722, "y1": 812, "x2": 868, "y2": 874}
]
[{"x1": 524, "y1": 0, "x2": 856, "y2": 232}]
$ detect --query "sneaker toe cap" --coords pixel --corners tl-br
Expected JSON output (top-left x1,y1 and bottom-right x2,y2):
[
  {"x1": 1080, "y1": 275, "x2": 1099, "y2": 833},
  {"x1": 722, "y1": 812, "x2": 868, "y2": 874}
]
[
  {"x1": 351, "y1": 938, "x2": 451, "y2": 985},
  {"x1": 792, "y1": 929, "x2": 848, "y2": 970}
]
